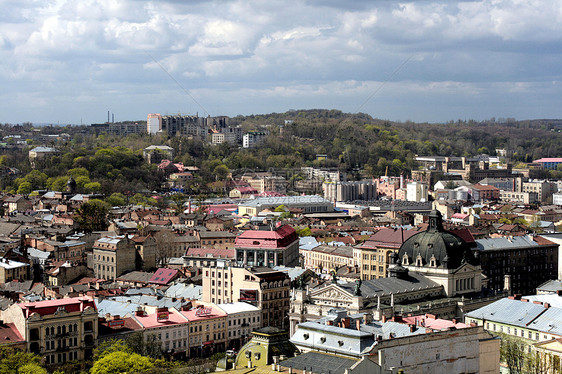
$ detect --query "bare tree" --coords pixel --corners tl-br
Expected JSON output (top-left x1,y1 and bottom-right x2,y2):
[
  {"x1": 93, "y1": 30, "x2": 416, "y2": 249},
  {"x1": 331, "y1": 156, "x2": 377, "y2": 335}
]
[{"x1": 153, "y1": 229, "x2": 175, "y2": 266}]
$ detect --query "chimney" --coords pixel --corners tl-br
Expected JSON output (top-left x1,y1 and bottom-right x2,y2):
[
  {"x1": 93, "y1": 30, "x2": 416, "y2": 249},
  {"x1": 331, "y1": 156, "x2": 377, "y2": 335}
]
[
  {"x1": 356, "y1": 319, "x2": 361, "y2": 331},
  {"x1": 521, "y1": 298, "x2": 529, "y2": 302},
  {"x1": 409, "y1": 324, "x2": 416, "y2": 333},
  {"x1": 382, "y1": 315, "x2": 387, "y2": 323},
  {"x1": 544, "y1": 303, "x2": 550, "y2": 309},
  {"x1": 342, "y1": 318, "x2": 350, "y2": 328},
  {"x1": 533, "y1": 301, "x2": 543, "y2": 305},
  {"x1": 327, "y1": 321, "x2": 333, "y2": 326},
  {"x1": 135, "y1": 307, "x2": 144, "y2": 316},
  {"x1": 452, "y1": 318, "x2": 457, "y2": 325}
]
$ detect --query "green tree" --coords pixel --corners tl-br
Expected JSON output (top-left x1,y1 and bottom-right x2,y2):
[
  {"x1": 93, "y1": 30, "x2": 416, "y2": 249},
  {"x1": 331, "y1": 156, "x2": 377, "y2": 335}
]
[
  {"x1": 125, "y1": 332, "x2": 162, "y2": 359},
  {"x1": 500, "y1": 335, "x2": 526, "y2": 374},
  {"x1": 0, "y1": 347, "x2": 46, "y2": 374},
  {"x1": 74, "y1": 199, "x2": 109, "y2": 232},
  {"x1": 84, "y1": 182, "x2": 101, "y2": 193},
  {"x1": 106, "y1": 193, "x2": 126, "y2": 207},
  {"x1": 17, "y1": 181, "x2": 32, "y2": 195},
  {"x1": 90, "y1": 350, "x2": 154, "y2": 374}
]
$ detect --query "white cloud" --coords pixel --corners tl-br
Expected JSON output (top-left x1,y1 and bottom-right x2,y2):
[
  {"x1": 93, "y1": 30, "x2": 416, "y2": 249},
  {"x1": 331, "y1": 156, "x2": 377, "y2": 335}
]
[{"x1": 1, "y1": 0, "x2": 562, "y2": 124}]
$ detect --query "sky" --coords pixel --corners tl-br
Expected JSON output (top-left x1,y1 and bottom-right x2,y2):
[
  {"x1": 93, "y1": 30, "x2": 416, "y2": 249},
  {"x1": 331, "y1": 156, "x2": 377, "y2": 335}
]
[{"x1": 2, "y1": 0, "x2": 562, "y2": 125}]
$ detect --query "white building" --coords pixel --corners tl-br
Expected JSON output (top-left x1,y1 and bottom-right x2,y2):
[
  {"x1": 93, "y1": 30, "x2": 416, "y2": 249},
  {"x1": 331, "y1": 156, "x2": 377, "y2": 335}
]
[
  {"x1": 243, "y1": 132, "x2": 267, "y2": 148},
  {"x1": 406, "y1": 181, "x2": 428, "y2": 202},
  {"x1": 147, "y1": 113, "x2": 162, "y2": 135},
  {"x1": 216, "y1": 302, "x2": 261, "y2": 350}
]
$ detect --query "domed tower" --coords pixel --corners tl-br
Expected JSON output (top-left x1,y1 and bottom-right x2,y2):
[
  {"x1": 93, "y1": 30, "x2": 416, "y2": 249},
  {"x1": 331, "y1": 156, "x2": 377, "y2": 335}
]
[
  {"x1": 66, "y1": 177, "x2": 77, "y2": 193},
  {"x1": 397, "y1": 210, "x2": 481, "y2": 297}
]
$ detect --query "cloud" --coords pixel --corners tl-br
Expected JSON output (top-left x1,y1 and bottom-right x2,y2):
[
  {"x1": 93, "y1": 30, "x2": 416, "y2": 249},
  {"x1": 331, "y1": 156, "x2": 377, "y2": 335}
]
[{"x1": 1, "y1": 0, "x2": 562, "y2": 124}]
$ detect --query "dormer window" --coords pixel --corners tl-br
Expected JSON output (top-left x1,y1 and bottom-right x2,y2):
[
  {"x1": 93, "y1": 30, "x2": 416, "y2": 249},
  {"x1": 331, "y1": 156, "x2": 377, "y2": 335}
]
[
  {"x1": 416, "y1": 254, "x2": 423, "y2": 267},
  {"x1": 402, "y1": 254, "x2": 410, "y2": 265},
  {"x1": 429, "y1": 255, "x2": 437, "y2": 267},
  {"x1": 320, "y1": 336, "x2": 326, "y2": 343}
]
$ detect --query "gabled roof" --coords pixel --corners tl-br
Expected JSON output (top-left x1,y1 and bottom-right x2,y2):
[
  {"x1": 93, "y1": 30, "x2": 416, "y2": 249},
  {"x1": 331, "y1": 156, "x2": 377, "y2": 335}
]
[{"x1": 149, "y1": 268, "x2": 179, "y2": 285}]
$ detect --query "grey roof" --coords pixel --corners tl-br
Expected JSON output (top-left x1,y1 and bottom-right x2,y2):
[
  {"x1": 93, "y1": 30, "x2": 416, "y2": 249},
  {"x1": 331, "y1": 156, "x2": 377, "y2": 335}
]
[
  {"x1": 465, "y1": 298, "x2": 548, "y2": 328},
  {"x1": 272, "y1": 266, "x2": 308, "y2": 280},
  {"x1": 527, "y1": 307, "x2": 562, "y2": 336},
  {"x1": 475, "y1": 235, "x2": 538, "y2": 251},
  {"x1": 164, "y1": 283, "x2": 203, "y2": 300},
  {"x1": 117, "y1": 271, "x2": 154, "y2": 283},
  {"x1": 125, "y1": 288, "x2": 163, "y2": 296},
  {"x1": 95, "y1": 298, "x2": 143, "y2": 317},
  {"x1": 291, "y1": 321, "x2": 375, "y2": 357},
  {"x1": 537, "y1": 280, "x2": 562, "y2": 293},
  {"x1": 339, "y1": 272, "x2": 441, "y2": 298},
  {"x1": 30, "y1": 146, "x2": 56, "y2": 153},
  {"x1": 281, "y1": 352, "x2": 358, "y2": 374},
  {"x1": 241, "y1": 195, "x2": 332, "y2": 208},
  {"x1": 107, "y1": 295, "x2": 187, "y2": 309}
]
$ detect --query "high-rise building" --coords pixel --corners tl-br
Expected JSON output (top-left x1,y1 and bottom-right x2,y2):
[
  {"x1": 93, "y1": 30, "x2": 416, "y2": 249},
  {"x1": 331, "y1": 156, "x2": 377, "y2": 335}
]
[{"x1": 147, "y1": 113, "x2": 162, "y2": 134}]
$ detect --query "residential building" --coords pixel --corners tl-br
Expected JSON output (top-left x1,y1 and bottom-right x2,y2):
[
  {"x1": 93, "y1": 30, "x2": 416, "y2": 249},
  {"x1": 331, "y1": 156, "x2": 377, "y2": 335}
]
[
  {"x1": 289, "y1": 310, "x2": 499, "y2": 374},
  {"x1": 238, "y1": 195, "x2": 333, "y2": 216},
  {"x1": 474, "y1": 235, "x2": 558, "y2": 295},
  {"x1": 28, "y1": 146, "x2": 58, "y2": 168},
  {"x1": 181, "y1": 305, "x2": 227, "y2": 357},
  {"x1": 466, "y1": 295, "x2": 562, "y2": 355},
  {"x1": 1, "y1": 297, "x2": 98, "y2": 365},
  {"x1": 5, "y1": 195, "x2": 32, "y2": 213},
  {"x1": 235, "y1": 225, "x2": 299, "y2": 267},
  {"x1": 243, "y1": 132, "x2": 267, "y2": 148},
  {"x1": 202, "y1": 266, "x2": 290, "y2": 329},
  {"x1": 500, "y1": 190, "x2": 539, "y2": 204},
  {"x1": 143, "y1": 145, "x2": 173, "y2": 164},
  {"x1": 521, "y1": 180, "x2": 558, "y2": 202},
  {"x1": 92, "y1": 235, "x2": 136, "y2": 280},
  {"x1": 130, "y1": 307, "x2": 190, "y2": 359},
  {"x1": 216, "y1": 302, "x2": 261, "y2": 350},
  {"x1": 355, "y1": 227, "x2": 417, "y2": 280},
  {"x1": 406, "y1": 181, "x2": 429, "y2": 202},
  {"x1": 0, "y1": 258, "x2": 29, "y2": 283},
  {"x1": 301, "y1": 244, "x2": 355, "y2": 272},
  {"x1": 471, "y1": 184, "x2": 500, "y2": 201},
  {"x1": 146, "y1": 113, "x2": 162, "y2": 134},
  {"x1": 478, "y1": 177, "x2": 515, "y2": 191},
  {"x1": 533, "y1": 158, "x2": 562, "y2": 170},
  {"x1": 131, "y1": 235, "x2": 157, "y2": 270},
  {"x1": 161, "y1": 115, "x2": 207, "y2": 137}
]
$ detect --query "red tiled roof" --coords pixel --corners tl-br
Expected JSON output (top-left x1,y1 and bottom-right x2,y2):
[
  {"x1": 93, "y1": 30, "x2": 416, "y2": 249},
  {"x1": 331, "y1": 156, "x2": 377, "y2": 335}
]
[
  {"x1": 149, "y1": 268, "x2": 179, "y2": 285},
  {"x1": 186, "y1": 247, "x2": 235, "y2": 259},
  {"x1": 181, "y1": 306, "x2": 226, "y2": 322},
  {"x1": 361, "y1": 228, "x2": 417, "y2": 249},
  {"x1": 0, "y1": 323, "x2": 24, "y2": 344},
  {"x1": 18, "y1": 297, "x2": 96, "y2": 317},
  {"x1": 235, "y1": 225, "x2": 298, "y2": 249}
]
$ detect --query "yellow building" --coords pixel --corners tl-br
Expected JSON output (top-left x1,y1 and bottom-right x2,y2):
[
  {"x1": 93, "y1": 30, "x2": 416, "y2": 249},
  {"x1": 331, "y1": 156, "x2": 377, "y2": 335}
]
[
  {"x1": 356, "y1": 228, "x2": 416, "y2": 280},
  {"x1": 202, "y1": 266, "x2": 290, "y2": 329},
  {"x1": 1, "y1": 297, "x2": 98, "y2": 365}
]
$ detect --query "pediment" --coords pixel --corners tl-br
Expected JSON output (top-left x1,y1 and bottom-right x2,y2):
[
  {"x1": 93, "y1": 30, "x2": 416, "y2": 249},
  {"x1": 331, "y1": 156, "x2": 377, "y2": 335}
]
[
  {"x1": 310, "y1": 284, "x2": 354, "y2": 302},
  {"x1": 451, "y1": 262, "x2": 481, "y2": 274}
]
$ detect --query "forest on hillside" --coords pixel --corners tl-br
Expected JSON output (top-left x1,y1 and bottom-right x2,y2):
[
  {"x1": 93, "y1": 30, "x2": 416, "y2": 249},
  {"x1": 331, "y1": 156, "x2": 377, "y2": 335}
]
[{"x1": 1, "y1": 110, "x2": 561, "y2": 196}]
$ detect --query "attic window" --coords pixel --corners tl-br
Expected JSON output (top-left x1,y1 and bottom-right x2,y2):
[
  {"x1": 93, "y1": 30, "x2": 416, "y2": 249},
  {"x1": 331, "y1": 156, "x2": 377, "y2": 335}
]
[
  {"x1": 320, "y1": 337, "x2": 326, "y2": 343},
  {"x1": 429, "y1": 255, "x2": 437, "y2": 267},
  {"x1": 402, "y1": 254, "x2": 410, "y2": 265},
  {"x1": 414, "y1": 242, "x2": 420, "y2": 248},
  {"x1": 303, "y1": 333, "x2": 309, "y2": 340},
  {"x1": 338, "y1": 340, "x2": 344, "y2": 346},
  {"x1": 416, "y1": 255, "x2": 423, "y2": 267}
]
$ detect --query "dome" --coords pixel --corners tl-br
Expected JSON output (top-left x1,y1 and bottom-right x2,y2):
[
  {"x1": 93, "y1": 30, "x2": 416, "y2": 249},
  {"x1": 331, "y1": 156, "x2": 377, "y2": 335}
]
[{"x1": 398, "y1": 210, "x2": 476, "y2": 269}]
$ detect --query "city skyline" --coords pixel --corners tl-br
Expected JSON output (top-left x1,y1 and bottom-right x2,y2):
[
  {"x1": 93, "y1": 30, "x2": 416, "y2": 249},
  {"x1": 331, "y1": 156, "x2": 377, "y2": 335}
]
[{"x1": 2, "y1": 0, "x2": 562, "y2": 125}]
